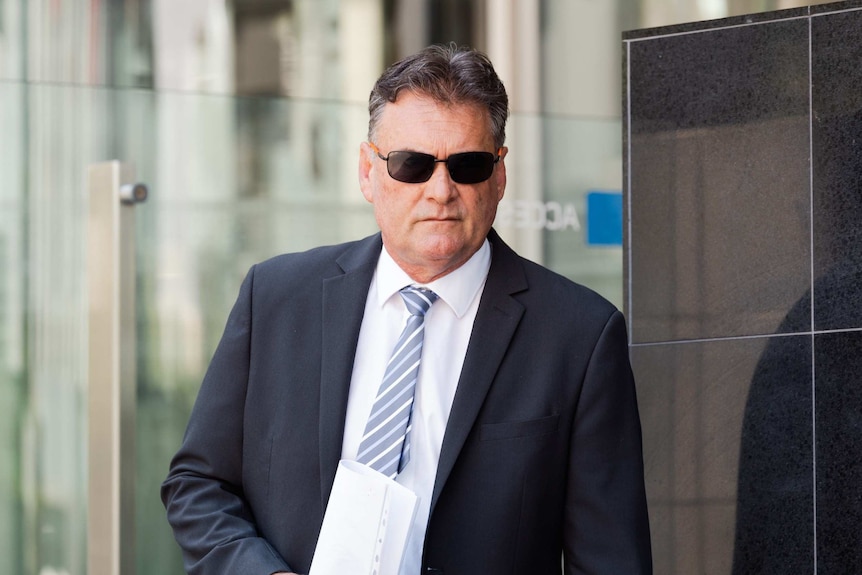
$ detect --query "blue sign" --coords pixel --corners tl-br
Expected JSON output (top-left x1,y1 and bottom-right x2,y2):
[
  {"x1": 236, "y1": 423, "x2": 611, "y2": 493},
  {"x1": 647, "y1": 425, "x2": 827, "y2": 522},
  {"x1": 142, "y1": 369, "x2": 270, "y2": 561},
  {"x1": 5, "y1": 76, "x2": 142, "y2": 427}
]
[{"x1": 586, "y1": 191, "x2": 623, "y2": 246}]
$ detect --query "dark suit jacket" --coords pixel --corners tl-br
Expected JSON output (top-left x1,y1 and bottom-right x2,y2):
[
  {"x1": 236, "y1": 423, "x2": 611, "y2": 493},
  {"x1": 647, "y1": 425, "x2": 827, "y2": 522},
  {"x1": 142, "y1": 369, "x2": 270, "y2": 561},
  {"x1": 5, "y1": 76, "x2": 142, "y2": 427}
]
[{"x1": 161, "y1": 230, "x2": 652, "y2": 575}]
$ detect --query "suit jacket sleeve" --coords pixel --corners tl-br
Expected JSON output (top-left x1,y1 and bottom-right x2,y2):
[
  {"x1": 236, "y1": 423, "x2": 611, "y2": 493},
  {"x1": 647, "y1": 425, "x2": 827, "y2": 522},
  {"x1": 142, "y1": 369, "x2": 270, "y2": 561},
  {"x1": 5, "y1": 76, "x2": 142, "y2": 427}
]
[
  {"x1": 564, "y1": 310, "x2": 652, "y2": 574},
  {"x1": 160, "y1": 265, "x2": 293, "y2": 575}
]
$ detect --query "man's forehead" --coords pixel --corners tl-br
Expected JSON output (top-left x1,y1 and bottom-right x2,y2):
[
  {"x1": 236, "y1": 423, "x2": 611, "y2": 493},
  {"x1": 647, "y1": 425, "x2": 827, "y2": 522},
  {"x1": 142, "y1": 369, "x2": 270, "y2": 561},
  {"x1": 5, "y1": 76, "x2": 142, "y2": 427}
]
[
  {"x1": 385, "y1": 90, "x2": 481, "y2": 112},
  {"x1": 376, "y1": 94, "x2": 492, "y2": 136}
]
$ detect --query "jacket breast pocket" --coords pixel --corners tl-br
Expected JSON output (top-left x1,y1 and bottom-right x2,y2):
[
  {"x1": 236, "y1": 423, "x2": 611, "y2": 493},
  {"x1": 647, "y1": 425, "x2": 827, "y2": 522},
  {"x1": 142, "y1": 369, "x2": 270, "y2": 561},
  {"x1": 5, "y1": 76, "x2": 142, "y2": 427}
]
[{"x1": 479, "y1": 414, "x2": 559, "y2": 441}]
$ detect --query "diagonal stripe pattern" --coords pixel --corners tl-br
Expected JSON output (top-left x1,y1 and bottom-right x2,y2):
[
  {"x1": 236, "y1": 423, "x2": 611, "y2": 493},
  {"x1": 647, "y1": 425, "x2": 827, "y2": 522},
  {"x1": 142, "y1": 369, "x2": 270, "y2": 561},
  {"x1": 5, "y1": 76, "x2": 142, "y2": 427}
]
[{"x1": 356, "y1": 286, "x2": 438, "y2": 478}]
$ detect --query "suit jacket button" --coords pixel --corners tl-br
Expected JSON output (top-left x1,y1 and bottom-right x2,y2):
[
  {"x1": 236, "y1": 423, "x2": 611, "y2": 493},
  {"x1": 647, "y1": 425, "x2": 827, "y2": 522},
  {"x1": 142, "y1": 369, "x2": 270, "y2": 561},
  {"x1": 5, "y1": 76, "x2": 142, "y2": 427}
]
[{"x1": 424, "y1": 568, "x2": 443, "y2": 574}]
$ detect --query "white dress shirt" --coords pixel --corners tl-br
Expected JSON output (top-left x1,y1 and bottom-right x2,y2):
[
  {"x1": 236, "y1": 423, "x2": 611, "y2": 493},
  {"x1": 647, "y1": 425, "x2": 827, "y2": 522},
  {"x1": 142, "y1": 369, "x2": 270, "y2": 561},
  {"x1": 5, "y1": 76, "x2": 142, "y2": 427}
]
[{"x1": 341, "y1": 240, "x2": 491, "y2": 575}]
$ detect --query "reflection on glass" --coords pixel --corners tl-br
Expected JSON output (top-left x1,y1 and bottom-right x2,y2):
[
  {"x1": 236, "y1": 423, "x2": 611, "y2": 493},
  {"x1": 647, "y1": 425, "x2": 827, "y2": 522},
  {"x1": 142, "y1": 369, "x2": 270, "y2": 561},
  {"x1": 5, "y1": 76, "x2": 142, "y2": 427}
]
[{"x1": 0, "y1": 81, "x2": 26, "y2": 575}]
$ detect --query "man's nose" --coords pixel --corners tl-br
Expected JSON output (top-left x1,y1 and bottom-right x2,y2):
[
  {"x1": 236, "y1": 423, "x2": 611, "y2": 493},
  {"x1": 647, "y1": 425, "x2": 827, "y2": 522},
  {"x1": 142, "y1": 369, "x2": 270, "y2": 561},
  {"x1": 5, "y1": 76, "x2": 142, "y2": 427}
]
[{"x1": 424, "y1": 162, "x2": 458, "y2": 202}]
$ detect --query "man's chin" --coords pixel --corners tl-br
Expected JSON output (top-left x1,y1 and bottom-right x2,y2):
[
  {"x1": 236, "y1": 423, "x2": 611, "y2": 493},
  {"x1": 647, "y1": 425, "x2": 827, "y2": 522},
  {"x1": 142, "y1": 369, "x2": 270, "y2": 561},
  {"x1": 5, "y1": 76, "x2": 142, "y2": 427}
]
[{"x1": 420, "y1": 240, "x2": 478, "y2": 266}]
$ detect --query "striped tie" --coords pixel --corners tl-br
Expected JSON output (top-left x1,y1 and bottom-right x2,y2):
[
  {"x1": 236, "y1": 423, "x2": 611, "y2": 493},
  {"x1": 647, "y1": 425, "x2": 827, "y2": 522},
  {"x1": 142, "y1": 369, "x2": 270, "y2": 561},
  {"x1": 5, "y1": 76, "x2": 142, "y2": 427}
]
[{"x1": 356, "y1": 286, "x2": 438, "y2": 478}]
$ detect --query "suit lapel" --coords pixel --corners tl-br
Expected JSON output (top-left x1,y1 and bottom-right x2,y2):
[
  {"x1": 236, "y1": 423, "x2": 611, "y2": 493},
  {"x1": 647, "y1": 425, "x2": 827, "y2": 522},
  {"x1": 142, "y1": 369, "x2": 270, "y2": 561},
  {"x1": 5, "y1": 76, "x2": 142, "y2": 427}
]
[
  {"x1": 318, "y1": 234, "x2": 382, "y2": 507},
  {"x1": 430, "y1": 230, "x2": 527, "y2": 513}
]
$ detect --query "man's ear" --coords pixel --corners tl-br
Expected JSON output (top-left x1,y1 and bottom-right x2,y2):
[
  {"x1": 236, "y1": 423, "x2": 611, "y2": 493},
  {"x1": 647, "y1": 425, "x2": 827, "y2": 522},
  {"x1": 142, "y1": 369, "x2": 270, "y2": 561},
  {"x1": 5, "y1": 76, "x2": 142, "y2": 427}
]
[
  {"x1": 358, "y1": 142, "x2": 375, "y2": 203},
  {"x1": 494, "y1": 146, "x2": 508, "y2": 201}
]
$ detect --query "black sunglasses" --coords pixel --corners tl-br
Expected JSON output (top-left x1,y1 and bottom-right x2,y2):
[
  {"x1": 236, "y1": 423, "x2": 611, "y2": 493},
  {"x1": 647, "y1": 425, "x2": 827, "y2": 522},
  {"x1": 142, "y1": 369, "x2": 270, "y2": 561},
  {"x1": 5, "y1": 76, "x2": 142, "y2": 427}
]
[{"x1": 369, "y1": 142, "x2": 502, "y2": 184}]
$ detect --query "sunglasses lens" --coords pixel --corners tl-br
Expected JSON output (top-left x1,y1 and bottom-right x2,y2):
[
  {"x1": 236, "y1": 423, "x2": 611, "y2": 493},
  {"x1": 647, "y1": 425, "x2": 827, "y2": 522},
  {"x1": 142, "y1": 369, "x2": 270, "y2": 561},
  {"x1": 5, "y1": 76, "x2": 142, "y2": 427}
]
[
  {"x1": 447, "y1": 152, "x2": 496, "y2": 184},
  {"x1": 386, "y1": 151, "x2": 436, "y2": 183},
  {"x1": 381, "y1": 149, "x2": 498, "y2": 184}
]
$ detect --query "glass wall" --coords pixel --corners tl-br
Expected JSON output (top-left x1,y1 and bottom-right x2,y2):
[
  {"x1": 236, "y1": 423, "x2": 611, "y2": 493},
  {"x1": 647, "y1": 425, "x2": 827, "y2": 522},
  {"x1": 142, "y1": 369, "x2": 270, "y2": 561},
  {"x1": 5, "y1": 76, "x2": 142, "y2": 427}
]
[{"x1": 0, "y1": 0, "x2": 836, "y2": 573}]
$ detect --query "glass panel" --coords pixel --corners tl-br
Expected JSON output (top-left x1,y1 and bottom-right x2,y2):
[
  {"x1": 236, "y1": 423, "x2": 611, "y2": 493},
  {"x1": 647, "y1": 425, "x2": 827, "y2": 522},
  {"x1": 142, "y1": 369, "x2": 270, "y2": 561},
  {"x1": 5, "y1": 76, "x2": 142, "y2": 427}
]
[
  {"x1": 133, "y1": 91, "x2": 378, "y2": 575},
  {"x1": 19, "y1": 80, "x2": 113, "y2": 575},
  {"x1": 495, "y1": 113, "x2": 625, "y2": 310},
  {"x1": 0, "y1": 79, "x2": 25, "y2": 575},
  {"x1": 0, "y1": 0, "x2": 25, "y2": 81},
  {"x1": 544, "y1": 114, "x2": 624, "y2": 309}
]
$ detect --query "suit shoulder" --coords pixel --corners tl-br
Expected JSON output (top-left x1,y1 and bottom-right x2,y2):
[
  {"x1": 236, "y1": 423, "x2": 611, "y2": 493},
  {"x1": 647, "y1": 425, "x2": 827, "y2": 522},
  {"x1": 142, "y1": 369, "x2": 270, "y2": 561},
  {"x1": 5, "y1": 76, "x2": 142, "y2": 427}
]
[
  {"x1": 489, "y1": 231, "x2": 618, "y2": 322},
  {"x1": 517, "y1": 255, "x2": 620, "y2": 321}
]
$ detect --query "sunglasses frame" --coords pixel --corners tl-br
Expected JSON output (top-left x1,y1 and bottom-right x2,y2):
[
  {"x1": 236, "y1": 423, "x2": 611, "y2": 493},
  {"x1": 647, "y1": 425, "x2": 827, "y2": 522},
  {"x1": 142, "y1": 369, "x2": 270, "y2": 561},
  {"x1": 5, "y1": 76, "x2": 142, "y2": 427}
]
[{"x1": 368, "y1": 142, "x2": 502, "y2": 184}]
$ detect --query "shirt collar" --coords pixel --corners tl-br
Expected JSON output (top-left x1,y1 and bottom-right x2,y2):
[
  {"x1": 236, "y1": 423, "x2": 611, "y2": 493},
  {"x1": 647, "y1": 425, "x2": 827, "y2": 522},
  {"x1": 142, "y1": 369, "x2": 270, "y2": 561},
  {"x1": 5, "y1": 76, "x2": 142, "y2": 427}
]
[{"x1": 375, "y1": 240, "x2": 491, "y2": 318}]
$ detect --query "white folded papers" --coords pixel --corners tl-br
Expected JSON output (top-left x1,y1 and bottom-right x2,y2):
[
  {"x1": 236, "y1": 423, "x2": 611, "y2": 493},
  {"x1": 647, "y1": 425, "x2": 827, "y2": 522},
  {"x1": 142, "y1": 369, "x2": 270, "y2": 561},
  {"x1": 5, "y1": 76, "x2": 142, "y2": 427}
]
[{"x1": 308, "y1": 460, "x2": 419, "y2": 575}]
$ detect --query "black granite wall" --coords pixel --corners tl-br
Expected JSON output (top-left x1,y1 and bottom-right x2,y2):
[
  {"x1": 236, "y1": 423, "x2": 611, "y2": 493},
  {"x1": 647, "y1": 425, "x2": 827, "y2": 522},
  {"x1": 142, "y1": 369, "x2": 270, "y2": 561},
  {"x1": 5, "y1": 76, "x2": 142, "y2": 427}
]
[{"x1": 623, "y1": 2, "x2": 862, "y2": 573}]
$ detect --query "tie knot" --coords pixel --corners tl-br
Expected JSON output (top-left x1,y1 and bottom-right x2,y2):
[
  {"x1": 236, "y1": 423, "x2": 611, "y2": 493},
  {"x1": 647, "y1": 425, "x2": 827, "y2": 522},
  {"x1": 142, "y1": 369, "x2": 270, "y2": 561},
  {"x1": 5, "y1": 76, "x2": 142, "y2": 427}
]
[{"x1": 400, "y1": 286, "x2": 438, "y2": 317}]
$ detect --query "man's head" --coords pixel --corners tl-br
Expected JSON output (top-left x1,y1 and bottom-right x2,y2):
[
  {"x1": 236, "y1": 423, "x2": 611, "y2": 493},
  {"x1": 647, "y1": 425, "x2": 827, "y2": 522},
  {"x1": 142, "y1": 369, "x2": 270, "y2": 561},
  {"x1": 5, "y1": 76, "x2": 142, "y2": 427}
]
[
  {"x1": 367, "y1": 43, "x2": 509, "y2": 149},
  {"x1": 359, "y1": 44, "x2": 510, "y2": 283}
]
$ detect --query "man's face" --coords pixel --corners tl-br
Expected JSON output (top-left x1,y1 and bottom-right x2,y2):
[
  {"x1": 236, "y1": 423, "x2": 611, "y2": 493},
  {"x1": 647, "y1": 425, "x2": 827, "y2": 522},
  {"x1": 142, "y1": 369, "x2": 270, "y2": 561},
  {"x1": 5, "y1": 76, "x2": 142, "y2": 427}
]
[{"x1": 359, "y1": 91, "x2": 507, "y2": 283}]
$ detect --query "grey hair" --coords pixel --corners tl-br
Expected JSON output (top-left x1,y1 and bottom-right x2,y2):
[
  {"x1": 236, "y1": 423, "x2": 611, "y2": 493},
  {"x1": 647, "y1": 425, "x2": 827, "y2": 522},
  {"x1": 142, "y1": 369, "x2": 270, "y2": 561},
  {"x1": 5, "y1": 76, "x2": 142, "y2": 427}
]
[{"x1": 367, "y1": 43, "x2": 509, "y2": 149}]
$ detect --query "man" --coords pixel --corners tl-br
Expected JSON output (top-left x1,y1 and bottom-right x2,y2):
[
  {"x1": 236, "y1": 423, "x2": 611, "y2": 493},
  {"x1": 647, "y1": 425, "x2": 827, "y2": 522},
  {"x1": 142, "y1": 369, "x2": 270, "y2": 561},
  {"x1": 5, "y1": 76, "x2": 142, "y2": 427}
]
[{"x1": 162, "y1": 44, "x2": 652, "y2": 575}]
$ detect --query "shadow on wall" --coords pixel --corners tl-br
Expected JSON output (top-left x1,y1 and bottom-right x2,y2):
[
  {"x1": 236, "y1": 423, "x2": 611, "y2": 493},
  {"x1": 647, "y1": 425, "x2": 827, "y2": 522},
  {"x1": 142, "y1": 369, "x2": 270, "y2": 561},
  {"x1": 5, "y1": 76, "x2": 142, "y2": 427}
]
[{"x1": 733, "y1": 108, "x2": 862, "y2": 573}]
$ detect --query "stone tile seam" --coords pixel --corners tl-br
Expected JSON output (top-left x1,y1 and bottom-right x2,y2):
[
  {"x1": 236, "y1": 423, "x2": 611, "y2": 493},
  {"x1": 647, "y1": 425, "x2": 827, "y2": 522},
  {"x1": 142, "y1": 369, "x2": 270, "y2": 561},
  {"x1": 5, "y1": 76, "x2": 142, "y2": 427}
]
[
  {"x1": 629, "y1": 326, "x2": 862, "y2": 348},
  {"x1": 807, "y1": 15, "x2": 818, "y2": 575},
  {"x1": 623, "y1": 6, "x2": 862, "y2": 46},
  {"x1": 625, "y1": 40, "x2": 634, "y2": 346},
  {"x1": 623, "y1": 14, "x2": 812, "y2": 44}
]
